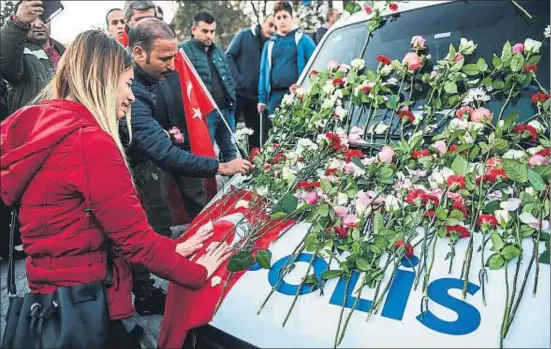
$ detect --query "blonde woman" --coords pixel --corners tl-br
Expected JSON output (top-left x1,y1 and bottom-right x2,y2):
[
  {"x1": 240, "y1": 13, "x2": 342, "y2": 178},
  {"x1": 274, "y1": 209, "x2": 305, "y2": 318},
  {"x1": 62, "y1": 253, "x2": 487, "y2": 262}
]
[{"x1": 0, "y1": 30, "x2": 231, "y2": 347}]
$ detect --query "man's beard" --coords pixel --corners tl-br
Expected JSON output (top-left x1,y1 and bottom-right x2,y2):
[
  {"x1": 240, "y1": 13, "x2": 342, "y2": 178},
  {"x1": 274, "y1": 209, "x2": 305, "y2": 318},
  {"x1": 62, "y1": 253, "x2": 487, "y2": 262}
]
[{"x1": 29, "y1": 33, "x2": 49, "y2": 45}]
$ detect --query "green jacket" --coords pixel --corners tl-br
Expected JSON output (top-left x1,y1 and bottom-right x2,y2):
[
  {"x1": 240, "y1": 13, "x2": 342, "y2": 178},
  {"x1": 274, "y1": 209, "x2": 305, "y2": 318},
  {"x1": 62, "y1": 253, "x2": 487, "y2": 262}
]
[
  {"x1": 180, "y1": 39, "x2": 236, "y2": 109},
  {"x1": 0, "y1": 18, "x2": 65, "y2": 113}
]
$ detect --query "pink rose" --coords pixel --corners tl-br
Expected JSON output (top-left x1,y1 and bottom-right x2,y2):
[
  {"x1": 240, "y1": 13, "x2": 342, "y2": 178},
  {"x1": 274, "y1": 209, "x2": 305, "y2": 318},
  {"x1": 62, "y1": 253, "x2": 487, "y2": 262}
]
[
  {"x1": 327, "y1": 60, "x2": 339, "y2": 71},
  {"x1": 343, "y1": 163, "x2": 355, "y2": 173},
  {"x1": 334, "y1": 206, "x2": 349, "y2": 217},
  {"x1": 453, "y1": 54, "x2": 464, "y2": 63},
  {"x1": 512, "y1": 43, "x2": 524, "y2": 54},
  {"x1": 456, "y1": 105, "x2": 473, "y2": 119},
  {"x1": 529, "y1": 154, "x2": 548, "y2": 167},
  {"x1": 403, "y1": 52, "x2": 423, "y2": 70},
  {"x1": 356, "y1": 193, "x2": 372, "y2": 207},
  {"x1": 411, "y1": 35, "x2": 426, "y2": 50},
  {"x1": 174, "y1": 133, "x2": 185, "y2": 144},
  {"x1": 431, "y1": 140, "x2": 448, "y2": 155},
  {"x1": 471, "y1": 107, "x2": 492, "y2": 123},
  {"x1": 304, "y1": 191, "x2": 319, "y2": 205},
  {"x1": 343, "y1": 214, "x2": 360, "y2": 228},
  {"x1": 378, "y1": 145, "x2": 395, "y2": 163}
]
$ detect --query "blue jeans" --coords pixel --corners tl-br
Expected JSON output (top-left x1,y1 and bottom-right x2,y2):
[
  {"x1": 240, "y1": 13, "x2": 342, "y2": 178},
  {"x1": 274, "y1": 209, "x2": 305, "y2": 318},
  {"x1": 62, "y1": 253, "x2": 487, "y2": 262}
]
[{"x1": 207, "y1": 108, "x2": 237, "y2": 162}]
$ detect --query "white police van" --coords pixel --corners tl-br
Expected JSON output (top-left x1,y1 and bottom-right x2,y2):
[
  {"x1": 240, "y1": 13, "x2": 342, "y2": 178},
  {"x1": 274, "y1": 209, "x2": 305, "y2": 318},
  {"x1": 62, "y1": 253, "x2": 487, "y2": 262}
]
[{"x1": 185, "y1": 1, "x2": 550, "y2": 348}]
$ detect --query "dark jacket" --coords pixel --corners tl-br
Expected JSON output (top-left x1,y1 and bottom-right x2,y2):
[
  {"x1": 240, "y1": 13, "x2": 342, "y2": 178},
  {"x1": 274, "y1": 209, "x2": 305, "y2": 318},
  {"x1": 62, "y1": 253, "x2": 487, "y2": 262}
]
[
  {"x1": 0, "y1": 78, "x2": 8, "y2": 121},
  {"x1": 124, "y1": 64, "x2": 219, "y2": 178},
  {"x1": 180, "y1": 39, "x2": 236, "y2": 109},
  {"x1": 226, "y1": 24, "x2": 267, "y2": 100},
  {"x1": 314, "y1": 25, "x2": 329, "y2": 44},
  {"x1": 0, "y1": 17, "x2": 65, "y2": 113},
  {"x1": 0, "y1": 99, "x2": 208, "y2": 320}
]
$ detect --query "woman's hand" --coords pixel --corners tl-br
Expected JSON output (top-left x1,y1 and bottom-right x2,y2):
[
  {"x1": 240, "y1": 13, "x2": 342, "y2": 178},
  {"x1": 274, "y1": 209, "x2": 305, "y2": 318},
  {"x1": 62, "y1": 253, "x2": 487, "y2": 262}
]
[
  {"x1": 175, "y1": 228, "x2": 213, "y2": 258},
  {"x1": 195, "y1": 242, "x2": 234, "y2": 279}
]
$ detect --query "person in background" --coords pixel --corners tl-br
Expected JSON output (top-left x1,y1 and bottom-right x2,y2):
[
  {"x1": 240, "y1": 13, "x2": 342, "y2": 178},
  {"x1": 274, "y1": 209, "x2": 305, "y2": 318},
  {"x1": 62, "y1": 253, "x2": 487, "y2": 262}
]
[
  {"x1": 124, "y1": 18, "x2": 252, "y2": 315},
  {"x1": 0, "y1": 0, "x2": 65, "y2": 114},
  {"x1": 226, "y1": 14, "x2": 276, "y2": 150},
  {"x1": 181, "y1": 11, "x2": 238, "y2": 163},
  {"x1": 257, "y1": 1, "x2": 315, "y2": 120},
  {"x1": 106, "y1": 7, "x2": 126, "y2": 41},
  {"x1": 314, "y1": 8, "x2": 338, "y2": 45},
  {"x1": 156, "y1": 5, "x2": 164, "y2": 21},
  {"x1": 0, "y1": 29, "x2": 233, "y2": 348},
  {"x1": 116, "y1": 0, "x2": 157, "y2": 46}
]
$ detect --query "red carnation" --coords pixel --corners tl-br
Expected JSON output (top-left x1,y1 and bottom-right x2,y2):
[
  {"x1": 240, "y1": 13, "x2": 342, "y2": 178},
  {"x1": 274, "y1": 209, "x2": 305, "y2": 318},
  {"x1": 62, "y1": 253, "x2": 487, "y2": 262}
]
[
  {"x1": 364, "y1": 5, "x2": 373, "y2": 15},
  {"x1": 272, "y1": 143, "x2": 280, "y2": 149},
  {"x1": 399, "y1": 109, "x2": 415, "y2": 123},
  {"x1": 452, "y1": 200, "x2": 468, "y2": 218},
  {"x1": 412, "y1": 149, "x2": 431, "y2": 160},
  {"x1": 445, "y1": 225, "x2": 471, "y2": 238},
  {"x1": 346, "y1": 149, "x2": 364, "y2": 163},
  {"x1": 377, "y1": 55, "x2": 392, "y2": 66},
  {"x1": 273, "y1": 152, "x2": 287, "y2": 164},
  {"x1": 325, "y1": 168, "x2": 338, "y2": 176},
  {"x1": 333, "y1": 77, "x2": 345, "y2": 86},
  {"x1": 486, "y1": 168, "x2": 507, "y2": 184},
  {"x1": 426, "y1": 210, "x2": 436, "y2": 218},
  {"x1": 406, "y1": 189, "x2": 428, "y2": 206},
  {"x1": 425, "y1": 195, "x2": 440, "y2": 206},
  {"x1": 531, "y1": 92, "x2": 550, "y2": 104},
  {"x1": 449, "y1": 144, "x2": 459, "y2": 153},
  {"x1": 513, "y1": 124, "x2": 538, "y2": 141},
  {"x1": 389, "y1": 2, "x2": 399, "y2": 11},
  {"x1": 361, "y1": 86, "x2": 372, "y2": 94},
  {"x1": 477, "y1": 214, "x2": 498, "y2": 228},
  {"x1": 335, "y1": 226, "x2": 348, "y2": 238},
  {"x1": 296, "y1": 181, "x2": 311, "y2": 190},
  {"x1": 395, "y1": 240, "x2": 414, "y2": 257},
  {"x1": 447, "y1": 175, "x2": 466, "y2": 190},
  {"x1": 326, "y1": 132, "x2": 342, "y2": 151},
  {"x1": 264, "y1": 163, "x2": 272, "y2": 171},
  {"x1": 249, "y1": 147, "x2": 261, "y2": 162},
  {"x1": 537, "y1": 148, "x2": 550, "y2": 157},
  {"x1": 523, "y1": 64, "x2": 537, "y2": 73}
]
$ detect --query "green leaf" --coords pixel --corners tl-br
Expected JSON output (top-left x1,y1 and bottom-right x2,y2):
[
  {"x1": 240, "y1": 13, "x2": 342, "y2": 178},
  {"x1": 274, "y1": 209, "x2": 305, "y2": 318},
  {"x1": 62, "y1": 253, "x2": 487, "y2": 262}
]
[
  {"x1": 436, "y1": 208, "x2": 448, "y2": 220},
  {"x1": 510, "y1": 53, "x2": 525, "y2": 72},
  {"x1": 321, "y1": 269, "x2": 344, "y2": 280},
  {"x1": 504, "y1": 110, "x2": 520, "y2": 128},
  {"x1": 256, "y1": 250, "x2": 272, "y2": 269},
  {"x1": 493, "y1": 79, "x2": 505, "y2": 90},
  {"x1": 379, "y1": 167, "x2": 394, "y2": 179},
  {"x1": 488, "y1": 253, "x2": 505, "y2": 270},
  {"x1": 449, "y1": 209, "x2": 465, "y2": 220},
  {"x1": 462, "y1": 64, "x2": 479, "y2": 76},
  {"x1": 446, "y1": 217, "x2": 461, "y2": 226},
  {"x1": 540, "y1": 232, "x2": 550, "y2": 242},
  {"x1": 483, "y1": 200, "x2": 501, "y2": 214},
  {"x1": 492, "y1": 55, "x2": 503, "y2": 69},
  {"x1": 281, "y1": 194, "x2": 298, "y2": 214},
  {"x1": 468, "y1": 145, "x2": 480, "y2": 161},
  {"x1": 526, "y1": 55, "x2": 541, "y2": 65},
  {"x1": 493, "y1": 138, "x2": 508, "y2": 151},
  {"x1": 528, "y1": 169, "x2": 546, "y2": 191},
  {"x1": 477, "y1": 58, "x2": 488, "y2": 72},
  {"x1": 503, "y1": 159, "x2": 528, "y2": 183},
  {"x1": 374, "y1": 212, "x2": 384, "y2": 235},
  {"x1": 501, "y1": 245, "x2": 521, "y2": 261},
  {"x1": 437, "y1": 226, "x2": 448, "y2": 238},
  {"x1": 520, "y1": 225, "x2": 535, "y2": 238},
  {"x1": 449, "y1": 59, "x2": 464, "y2": 72},
  {"x1": 319, "y1": 204, "x2": 330, "y2": 217},
  {"x1": 370, "y1": 245, "x2": 383, "y2": 254},
  {"x1": 490, "y1": 233, "x2": 505, "y2": 251},
  {"x1": 366, "y1": 70, "x2": 377, "y2": 82},
  {"x1": 270, "y1": 212, "x2": 287, "y2": 220},
  {"x1": 444, "y1": 81, "x2": 458, "y2": 94},
  {"x1": 501, "y1": 41, "x2": 512, "y2": 61},
  {"x1": 356, "y1": 257, "x2": 370, "y2": 271},
  {"x1": 465, "y1": 174, "x2": 476, "y2": 191},
  {"x1": 302, "y1": 274, "x2": 318, "y2": 285},
  {"x1": 451, "y1": 154, "x2": 469, "y2": 175},
  {"x1": 386, "y1": 94, "x2": 400, "y2": 110},
  {"x1": 227, "y1": 251, "x2": 254, "y2": 272},
  {"x1": 539, "y1": 250, "x2": 550, "y2": 264}
]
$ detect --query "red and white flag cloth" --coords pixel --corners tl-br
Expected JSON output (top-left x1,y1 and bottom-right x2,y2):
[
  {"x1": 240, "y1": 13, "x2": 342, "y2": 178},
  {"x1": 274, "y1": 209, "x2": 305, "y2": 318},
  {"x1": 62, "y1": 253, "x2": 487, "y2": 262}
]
[{"x1": 158, "y1": 190, "x2": 294, "y2": 348}]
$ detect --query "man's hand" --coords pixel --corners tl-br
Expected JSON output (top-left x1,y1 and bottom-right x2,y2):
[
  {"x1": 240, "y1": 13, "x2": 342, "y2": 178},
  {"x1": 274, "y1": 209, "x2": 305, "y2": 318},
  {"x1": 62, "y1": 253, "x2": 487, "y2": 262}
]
[
  {"x1": 175, "y1": 227, "x2": 214, "y2": 258},
  {"x1": 257, "y1": 103, "x2": 266, "y2": 115},
  {"x1": 16, "y1": 0, "x2": 43, "y2": 24},
  {"x1": 217, "y1": 159, "x2": 254, "y2": 176}
]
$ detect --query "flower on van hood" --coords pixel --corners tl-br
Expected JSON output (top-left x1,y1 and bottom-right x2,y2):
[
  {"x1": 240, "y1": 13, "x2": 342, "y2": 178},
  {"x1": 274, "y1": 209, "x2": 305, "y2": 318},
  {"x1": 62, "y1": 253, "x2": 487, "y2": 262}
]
[
  {"x1": 351, "y1": 58, "x2": 365, "y2": 70},
  {"x1": 403, "y1": 52, "x2": 423, "y2": 70},
  {"x1": 411, "y1": 35, "x2": 427, "y2": 50},
  {"x1": 524, "y1": 38, "x2": 542, "y2": 54},
  {"x1": 458, "y1": 38, "x2": 477, "y2": 54}
]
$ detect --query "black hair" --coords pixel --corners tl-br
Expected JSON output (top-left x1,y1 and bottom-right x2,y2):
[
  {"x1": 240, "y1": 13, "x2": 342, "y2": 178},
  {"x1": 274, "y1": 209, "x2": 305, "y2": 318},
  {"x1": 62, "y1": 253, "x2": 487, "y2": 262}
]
[
  {"x1": 129, "y1": 18, "x2": 176, "y2": 61},
  {"x1": 156, "y1": 5, "x2": 163, "y2": 16},
  {"x1": 273, "y1": 1, "x2": 293, "y2": 16},
  {"x1": 105, "y1": 8, "x2": 123, "y2": 26},
  {"x1": 124, "y1": 0, "x2": 157, "y2": 21},
  {"x1": 192, "y1": 11, "x2": 216, "y2": 26}
]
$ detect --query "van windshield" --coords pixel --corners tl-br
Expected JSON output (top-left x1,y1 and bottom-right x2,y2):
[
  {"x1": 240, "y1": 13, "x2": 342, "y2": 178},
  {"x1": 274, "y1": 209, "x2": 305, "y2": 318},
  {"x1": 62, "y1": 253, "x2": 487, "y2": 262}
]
[{"x1": 307, "y1": 0, "x2": 550, "y2": 142}]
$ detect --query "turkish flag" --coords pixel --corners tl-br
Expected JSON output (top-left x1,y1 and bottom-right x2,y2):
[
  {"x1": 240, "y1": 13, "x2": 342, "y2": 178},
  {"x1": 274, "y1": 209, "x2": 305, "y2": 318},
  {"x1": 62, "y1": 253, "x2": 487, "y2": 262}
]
[
  {"x1": 158, "y1": 190, "x2": 294, "y2": 348},
  {"x1": 117, "y1": 31, "x2": 129, "y2": 47}
]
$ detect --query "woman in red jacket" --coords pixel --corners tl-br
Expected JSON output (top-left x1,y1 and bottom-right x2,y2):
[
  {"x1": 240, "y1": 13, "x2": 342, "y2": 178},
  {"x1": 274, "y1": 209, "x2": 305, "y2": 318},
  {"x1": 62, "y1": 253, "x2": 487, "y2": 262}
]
[{"x1": 0, "y1": 30, "x2": 232, "y2": 347}]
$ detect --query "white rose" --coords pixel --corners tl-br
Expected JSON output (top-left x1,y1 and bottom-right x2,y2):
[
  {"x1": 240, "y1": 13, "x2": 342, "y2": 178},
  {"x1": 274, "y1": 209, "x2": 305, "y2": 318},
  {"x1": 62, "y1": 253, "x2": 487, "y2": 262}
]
[
  {"x1": 503, "y1": 149, "x2": 527, "y2": 160},
  {"x1": 524, "y1": 38, "x2": 542, "y2": 54},
  {"x1": 281, "y1": 167, "x2": 296, "y2": 183},
  {"x1": 385, "y1": 195, "x2": 401, "y2": 212},
  {"x1": 495, "y1": 209, "x2": 510, "y2": 226},
  {"x1": 459, "y1": 38, "x2": 477, "y2": 54},
  {"x1": 334, "y1": 105, "x2": 348, "y2": 119},
  {"x1": 525, "y1": 186, "x2": 536, "y2": 196},
  {"x1": 500, "y1": 198, "x2": 521, "y2": 211},
  {"x1": 351, "y1": 58, "x2": 365, "y2": 70},
  {"x1": 281, "y1": 93, "x2": 295, "y2": 106},
  {"x1": 467, "y1": 121, "x2": 484, "y2": 134},
  {"x1": 428, "y1": 171, "x2": 445, "y2": 189},
  {"x1": 256, "y1": 186, "x2": 268, "y2": 196},
  {"x1": 441, "y1": 167, "x2": 455, "y2": 179},
  {"x1": 449, "y1": 118, "x2": 468, "y2": 131},
  {"x1": 527, "y1": 146, "x2": 544, "y2": 155},
  {"x1": 329, "y1": 158, "x2": 343, "y2": 169},
  {"x1": 528, "y1": 120, "x2": 545, "y2": 133},
  {"x1": 337, "y1": 192, "x2": 349, "y2": 206},
  {"x1": 322, "y1": 96, "x2": 336, "y2": 109},
  {"x1": 380, "y1": 64, "x2": 393, "y2": 76},
  {"x1": 322, "y1": 81, "x2": 335, "y2": 95},
  {"x1": 295, "y1": 87, "x2": 308, "y2": 97}
]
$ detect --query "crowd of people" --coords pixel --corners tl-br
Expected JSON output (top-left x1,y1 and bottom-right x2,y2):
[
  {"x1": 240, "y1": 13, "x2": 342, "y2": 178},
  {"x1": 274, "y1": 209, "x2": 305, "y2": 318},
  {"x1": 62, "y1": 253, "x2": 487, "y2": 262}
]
[{"x1": 0, "y1": 0, "x2": 339, "y2": 347}]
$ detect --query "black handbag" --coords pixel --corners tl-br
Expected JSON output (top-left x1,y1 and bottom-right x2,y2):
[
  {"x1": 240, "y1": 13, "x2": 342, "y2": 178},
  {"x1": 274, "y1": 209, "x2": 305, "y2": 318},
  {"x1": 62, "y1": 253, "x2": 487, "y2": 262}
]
[{"x1": 1, "y1": 205, "x2": 113, "y2": 348}]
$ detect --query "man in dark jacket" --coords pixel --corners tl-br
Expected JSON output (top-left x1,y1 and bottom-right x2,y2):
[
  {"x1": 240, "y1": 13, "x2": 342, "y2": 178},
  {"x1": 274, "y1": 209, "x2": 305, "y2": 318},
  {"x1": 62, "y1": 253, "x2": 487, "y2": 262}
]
[
  {"x1": 0, "y1": 0, "x2": 65, "y2": 113},
  {"x1": 181, "y1": 11, "x2": 238, "y2": 163},
  {"x1": 226, "y1": 15, "x2": 276, "y2": 150},
  {"x1": 124, "y1": 18, "x2": 252, "y2": 316},
  {"x1": 314, "y1": 8, "x2": 338, "y2": 45}
]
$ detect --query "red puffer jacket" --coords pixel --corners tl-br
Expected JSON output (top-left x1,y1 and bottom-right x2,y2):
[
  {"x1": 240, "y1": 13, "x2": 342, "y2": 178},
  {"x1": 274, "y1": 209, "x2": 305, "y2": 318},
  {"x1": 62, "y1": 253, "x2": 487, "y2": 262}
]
[{"x1": 0, "y1": 100, "x2": 208, "y2": 320}]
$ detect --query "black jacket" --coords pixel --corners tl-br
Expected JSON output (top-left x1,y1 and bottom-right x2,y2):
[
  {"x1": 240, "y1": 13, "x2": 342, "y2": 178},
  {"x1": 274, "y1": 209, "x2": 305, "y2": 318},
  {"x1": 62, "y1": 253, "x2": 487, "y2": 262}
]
[
  {"x1": 314, "y1": 26, "x2": 328, "y2": 44},
  {"x1": 226, "y1": 24, "x2": 267, "y2": 101},
  {"x1": 122, "y1": 64, "x2": 219, "y2": 178}
]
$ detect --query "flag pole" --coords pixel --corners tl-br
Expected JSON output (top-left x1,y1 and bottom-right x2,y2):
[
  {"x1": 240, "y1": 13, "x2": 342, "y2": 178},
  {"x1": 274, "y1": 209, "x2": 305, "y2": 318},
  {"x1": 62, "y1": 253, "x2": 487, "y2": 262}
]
[{"x1": 179, "y1": 49, "x2": 249, "y2": 159}]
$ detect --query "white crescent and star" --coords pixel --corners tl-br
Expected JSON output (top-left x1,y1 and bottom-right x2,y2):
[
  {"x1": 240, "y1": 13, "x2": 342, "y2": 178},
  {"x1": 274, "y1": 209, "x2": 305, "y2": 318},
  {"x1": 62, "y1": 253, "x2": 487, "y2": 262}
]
[{"x1": 187, "y1": 82, "x2": 203, "y2": 120}]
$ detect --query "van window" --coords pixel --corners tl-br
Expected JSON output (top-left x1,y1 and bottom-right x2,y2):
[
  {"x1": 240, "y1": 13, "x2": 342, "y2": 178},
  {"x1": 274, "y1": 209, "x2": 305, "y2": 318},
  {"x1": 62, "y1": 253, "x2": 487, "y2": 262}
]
[{"x1": 307, "y1": 0, "x2": 550, "y2": 142}]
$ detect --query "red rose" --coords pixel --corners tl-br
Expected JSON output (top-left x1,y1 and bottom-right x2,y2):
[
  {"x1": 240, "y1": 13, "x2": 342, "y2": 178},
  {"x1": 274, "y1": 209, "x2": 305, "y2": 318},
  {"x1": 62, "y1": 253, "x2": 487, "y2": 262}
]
[
  {"x1": 537, "y1": 148, "x2": 551, "y2": 157},
  {"x1": 376, "y1": 55, "x2": 392, "y2": 66},
  {"x1": 411, "y1": 149, "x2": 431, "y2": 160},
  {"x1": 264, "y1": 163, "x2": 272, "y2": 171},
  {"x1": 449, "y1": 144, "x2": 459, "y2": 153},
  {"x1": 333, "y1": 77, "x2": 345, "y2": 86},
  {"x1": 272, "y1": 143, "x2": 280, "y2": 149},
  {"x1": 426, "y1": 210, "x2": 436, "y2": 218},
  {"x1": 523, "y1": 64, "x2": 537, "y2": 73},
  {"x1": 335, "y1": 226, "x2": 348, "y2": 238},
  {"x1": 325, "y1": 168, "x2": 338, "y2": 176},
  {"x1": 389, "y1": 2, "x2": 399, "y2": 11},
  {"x1": 361, "y1": 86, "x2": 372, "y2": 94},
  {"x1": 531, "y1": 92, "x2": 550, "y2": 104},
  {"x1": 364, "y1": 5, "x2": 373, "y2": 14},
  {"x1": 445, "y1": 225, "x2": 471, "y2": 238},
  {"x1": 310, "y1": 70, "x2": 319, "y2": 76},
  {"x1": 399, "y1": 109, "x2": 415, "y2": 123},
  {"x1": 346, "y1": 149, "x2": 364, "y2": 163},
  {"x1": 477, "y1": 214, "x2": 498, "y2": 228},
  {"x1": 395, "y1": 240, "x2": 414, "y2": 257},
  {"x1": 313, "y1": 181, "x2": 321, "y2": 188},
  {"x1": 406, "y1": 189, "x2": 428, "y2": 206},
  {"x1": 512, "y1": 124, "x2": 538, "y2": 141},
  {"x1": 447, "y1": 175, "x2": 466, "y2": 190},
  {"x1": 249, "y1": 147, "x2": 261, "y2": 162},
  {"x1": 273, "y1": 152, "x2": 287, "y2": 164}
]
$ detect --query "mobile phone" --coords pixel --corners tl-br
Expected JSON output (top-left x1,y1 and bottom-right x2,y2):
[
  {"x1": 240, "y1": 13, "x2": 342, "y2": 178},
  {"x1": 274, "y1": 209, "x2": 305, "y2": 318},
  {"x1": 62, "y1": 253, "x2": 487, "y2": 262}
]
[{"x1": 40, "y1": 1, "x2": 64, "y2": 23}]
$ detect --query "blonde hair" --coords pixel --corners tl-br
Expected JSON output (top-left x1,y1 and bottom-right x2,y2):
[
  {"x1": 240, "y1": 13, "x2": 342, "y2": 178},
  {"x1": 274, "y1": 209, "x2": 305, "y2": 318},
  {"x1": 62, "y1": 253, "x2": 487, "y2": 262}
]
[{"x1": 34, "y1": 30, "x2": 133, "y2": 166}]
